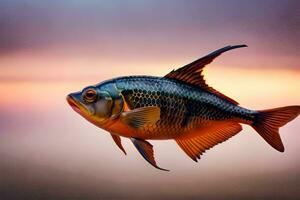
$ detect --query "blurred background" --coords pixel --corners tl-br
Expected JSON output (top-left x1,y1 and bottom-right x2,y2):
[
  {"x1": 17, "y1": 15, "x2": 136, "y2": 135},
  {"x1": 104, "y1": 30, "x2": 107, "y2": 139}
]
[{"x1": 0, "y1": 0, "x2": 299, "y2": 199}]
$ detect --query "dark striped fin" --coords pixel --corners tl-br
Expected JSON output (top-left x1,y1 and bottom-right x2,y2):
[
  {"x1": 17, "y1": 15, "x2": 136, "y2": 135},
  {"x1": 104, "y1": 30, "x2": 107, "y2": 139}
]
[
  {"x1": 131, "y1": 138, "x2": 169, "y2": 171},
  {"x1": 175, "y1": 122, "x2": 242, "y2": 161},
  {"x1": 165, "y1": 45, "x2": 247, "y2": 105}
]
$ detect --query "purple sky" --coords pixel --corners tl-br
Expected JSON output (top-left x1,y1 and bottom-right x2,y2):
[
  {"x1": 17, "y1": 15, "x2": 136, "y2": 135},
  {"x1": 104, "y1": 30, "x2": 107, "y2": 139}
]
[{"x1": 0, "y1": 0, "x2": 299, "y2": 66}]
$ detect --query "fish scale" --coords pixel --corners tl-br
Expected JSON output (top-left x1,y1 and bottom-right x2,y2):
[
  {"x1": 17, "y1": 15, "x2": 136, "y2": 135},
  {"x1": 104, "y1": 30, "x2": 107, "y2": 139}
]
[
  {"x1": 107, "y1": 76, "x2": 253, "y2": 139},
  {"x1": 67, "y1": 45, "x2": 300, "y2": 170}
]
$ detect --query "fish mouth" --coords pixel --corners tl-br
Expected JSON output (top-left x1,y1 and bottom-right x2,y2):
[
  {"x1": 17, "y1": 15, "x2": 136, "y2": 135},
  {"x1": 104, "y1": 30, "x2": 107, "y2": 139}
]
[{"x1": 66, "y1": 95, "x2": 82, "y2": 114}]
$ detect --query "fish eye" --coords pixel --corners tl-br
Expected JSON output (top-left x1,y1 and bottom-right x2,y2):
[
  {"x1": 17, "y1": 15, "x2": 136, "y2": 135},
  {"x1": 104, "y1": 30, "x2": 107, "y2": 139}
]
[{"x1": 83, "y1": 88, "x2": 97, "y2": 103}]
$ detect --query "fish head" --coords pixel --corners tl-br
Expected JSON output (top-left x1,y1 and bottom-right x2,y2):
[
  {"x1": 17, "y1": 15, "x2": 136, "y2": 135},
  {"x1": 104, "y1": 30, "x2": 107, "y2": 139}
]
[{"x1": 67, "y1": 84, "x2": 116, "y2": 127}]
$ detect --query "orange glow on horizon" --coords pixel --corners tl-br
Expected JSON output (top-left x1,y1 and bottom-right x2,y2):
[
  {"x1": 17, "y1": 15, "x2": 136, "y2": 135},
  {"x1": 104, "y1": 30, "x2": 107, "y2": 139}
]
[{"x1": 0, "y1": 66, "x2": 299, "y2": 111}]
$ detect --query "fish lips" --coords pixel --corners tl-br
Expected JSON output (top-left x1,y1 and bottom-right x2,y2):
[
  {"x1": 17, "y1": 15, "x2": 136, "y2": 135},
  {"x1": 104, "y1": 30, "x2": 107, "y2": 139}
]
[{"x1": 67, "y1": 94, "x2": 84, "y2": 115}]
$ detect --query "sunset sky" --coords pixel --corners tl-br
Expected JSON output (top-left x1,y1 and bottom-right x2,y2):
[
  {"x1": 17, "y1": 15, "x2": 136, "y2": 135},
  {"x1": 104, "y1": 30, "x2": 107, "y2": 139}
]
[{"x1": 1, "y1": 1, "x2": 300, "y2": 199}]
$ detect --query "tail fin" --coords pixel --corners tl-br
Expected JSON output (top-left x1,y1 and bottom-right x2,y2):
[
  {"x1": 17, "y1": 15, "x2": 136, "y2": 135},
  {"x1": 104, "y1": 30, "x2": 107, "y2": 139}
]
[{"x1": 251, "y1": 106, "x2": 300, "y2": 152}]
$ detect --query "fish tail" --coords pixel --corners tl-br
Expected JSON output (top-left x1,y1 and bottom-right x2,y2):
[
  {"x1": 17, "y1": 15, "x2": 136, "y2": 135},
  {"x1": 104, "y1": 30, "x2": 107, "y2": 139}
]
[{"x1": 251, "y1": 106, "x2": 300, "y2": 152}]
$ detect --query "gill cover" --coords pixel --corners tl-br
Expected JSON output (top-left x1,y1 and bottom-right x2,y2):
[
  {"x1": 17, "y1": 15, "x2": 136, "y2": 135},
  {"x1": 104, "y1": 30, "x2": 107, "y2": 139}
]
[{"x1": 106, "y1": 84, "x2": 124, "y2": 119}]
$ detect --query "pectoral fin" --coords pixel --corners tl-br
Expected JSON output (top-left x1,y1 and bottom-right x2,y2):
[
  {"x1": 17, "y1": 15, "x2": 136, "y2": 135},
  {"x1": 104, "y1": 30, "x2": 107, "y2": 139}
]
[
  {"x1": 131, "y1": 138, "x2": 169, "y2": 171},
  {"x1": 110, "y1": 133, "x2": 126, "y2": 155},
  {"x1": 121, "y1": 106, "x2": 160, "y2": 128}
]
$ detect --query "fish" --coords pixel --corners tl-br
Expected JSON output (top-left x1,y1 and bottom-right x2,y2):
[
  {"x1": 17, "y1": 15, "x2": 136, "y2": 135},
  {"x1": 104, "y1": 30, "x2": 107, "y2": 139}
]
[{"x1": 67, "y1": 45, "x2": 300, "y2": 171}]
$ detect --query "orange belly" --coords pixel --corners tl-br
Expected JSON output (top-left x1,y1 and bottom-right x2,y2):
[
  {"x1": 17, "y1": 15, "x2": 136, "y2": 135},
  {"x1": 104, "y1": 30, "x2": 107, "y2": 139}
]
[{"x1": 104, "y1": 117, "x2": 242, "y2": 140}]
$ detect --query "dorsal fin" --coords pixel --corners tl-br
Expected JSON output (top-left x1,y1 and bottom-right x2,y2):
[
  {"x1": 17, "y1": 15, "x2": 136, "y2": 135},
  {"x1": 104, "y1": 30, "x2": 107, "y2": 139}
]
[{"x1": 164, "y1": 45, "x2": 247, "y2": 105}]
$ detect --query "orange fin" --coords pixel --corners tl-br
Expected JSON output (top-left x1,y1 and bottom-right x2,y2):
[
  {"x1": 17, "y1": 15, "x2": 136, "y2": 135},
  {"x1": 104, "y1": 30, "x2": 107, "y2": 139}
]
[
  {"x1": 110, "y1": 133, "x2": 126, "y2": 155},
  {"x1": 252, "y1": 106, "x2": 300, "y2": 152},
  {"x1": 165, "y1": 45, "x2": 247, "y2": 105},
  {"x1": 175, "y1": 122, "x2": 242, "y2": 161},
  {"x1": 121, "y1": 106, "x2": 161, "y2": 129},
  {"x1": 131, "y1": 138, "x2": 169, "y2": 171}
]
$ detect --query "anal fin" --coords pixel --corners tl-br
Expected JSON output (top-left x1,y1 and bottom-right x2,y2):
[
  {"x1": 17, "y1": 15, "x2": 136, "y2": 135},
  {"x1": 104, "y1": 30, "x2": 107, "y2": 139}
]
[{"x1": 175, "y1": 122, "x2": 242, "y2": 161}]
